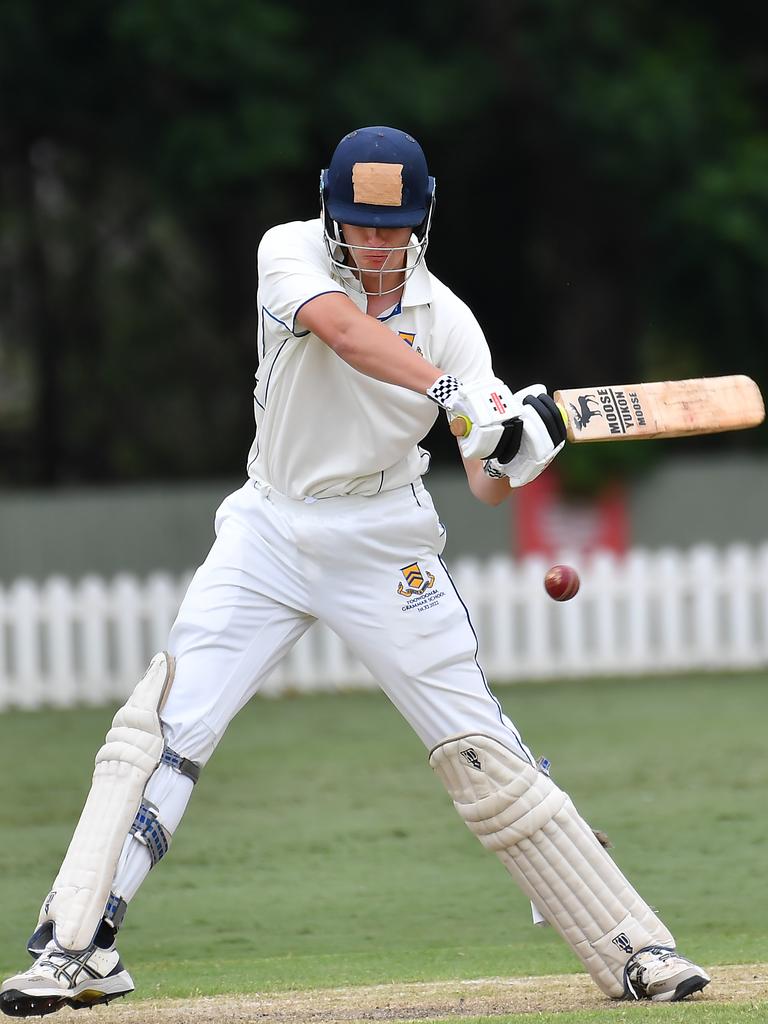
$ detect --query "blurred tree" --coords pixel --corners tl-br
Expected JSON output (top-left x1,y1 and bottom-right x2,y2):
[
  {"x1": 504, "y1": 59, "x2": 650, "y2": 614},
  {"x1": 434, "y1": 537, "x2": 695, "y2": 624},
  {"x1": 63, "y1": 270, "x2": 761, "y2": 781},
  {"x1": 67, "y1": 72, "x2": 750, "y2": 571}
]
[
  {"x1": 0, "y1": 0, "x2": 766, "y2": 488},
  {"x1": 514, "y1": 0, "x2": 768, "y2": 389},
  {"x1": 0, "y1": 0, "x2": 313, "y2": 482},
  {"x1": 460, "y1": 0, "x2": 768, "y2": 490}
]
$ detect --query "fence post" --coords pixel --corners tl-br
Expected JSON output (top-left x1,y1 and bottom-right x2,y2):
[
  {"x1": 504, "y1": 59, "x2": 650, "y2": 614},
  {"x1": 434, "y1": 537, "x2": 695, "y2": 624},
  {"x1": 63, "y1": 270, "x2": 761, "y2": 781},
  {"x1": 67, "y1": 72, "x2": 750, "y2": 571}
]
[
  {"x1": 556, "y1": 551, "x2": 589, "y2": 678},
  {"x1": 44, "y1": 577, "x2": 78, "y2": 708},
  {"x1": 625, "y1": 549, "x2": 653, "y2": 672},
  {"x1": 723, "y1": 544, "x2": 754, "y2": 667},
  {"x1": 80, "y1": 575, "x2": 111, "y2": 705},
  {"x1": 759, "y1": 543, "x2": 768, "y2": 662},
  {"x1": 486, "y1": 556, "x2": 518, "y2": 680},
  {"x1": 0, "y1": 584, "x2": 6, "y2": 710},
  {"x1": 656, "y1": 548, "x2": 685, "y2": 671},
  {"x1": 8, "y1": 579, "x2": 42, "y2": 709},
  {"x1": 689, "y1": 545, "x2": 720, "y2": 668},
  {"x1": 145, "y1": 573, "x2": 181, "y2": 655},
  {"x1": 519, "y1": 554, "x2": 549, "y2": 680},
  {"x1": 590, "y1": 549, "x2": 620, "y2": 674},
  {"x1": 111, "y1": 574, "x2": 145, "y2": 700}
]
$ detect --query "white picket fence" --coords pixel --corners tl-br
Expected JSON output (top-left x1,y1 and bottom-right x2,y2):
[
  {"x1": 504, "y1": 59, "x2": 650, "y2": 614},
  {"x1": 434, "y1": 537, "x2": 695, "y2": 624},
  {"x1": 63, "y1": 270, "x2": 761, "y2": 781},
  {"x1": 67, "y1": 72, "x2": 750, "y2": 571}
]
[{"x1": 1, "y1": 543, "x2": 767, "y2": 711}]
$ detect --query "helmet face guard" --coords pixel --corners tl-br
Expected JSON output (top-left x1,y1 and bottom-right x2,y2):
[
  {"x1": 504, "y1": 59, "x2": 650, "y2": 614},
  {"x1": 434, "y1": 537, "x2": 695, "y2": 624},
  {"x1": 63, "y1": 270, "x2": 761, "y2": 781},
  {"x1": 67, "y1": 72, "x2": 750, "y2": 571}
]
[{"x1": 320, "y1": 126, "x2": 436, "y2": 295}]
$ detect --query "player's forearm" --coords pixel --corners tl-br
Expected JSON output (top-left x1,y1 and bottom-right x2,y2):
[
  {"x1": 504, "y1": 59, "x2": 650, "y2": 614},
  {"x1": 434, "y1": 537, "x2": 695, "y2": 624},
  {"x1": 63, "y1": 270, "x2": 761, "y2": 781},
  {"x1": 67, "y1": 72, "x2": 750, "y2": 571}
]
[
  {"x1": 297, "y1": 293, "x2": 442, "y2": 394},
  {"x1": 335, "y1": 320, "x2": 442, "y2": 393},
  {"x1": 462, "y1": 457, "x2": 512, "y2": 506}
]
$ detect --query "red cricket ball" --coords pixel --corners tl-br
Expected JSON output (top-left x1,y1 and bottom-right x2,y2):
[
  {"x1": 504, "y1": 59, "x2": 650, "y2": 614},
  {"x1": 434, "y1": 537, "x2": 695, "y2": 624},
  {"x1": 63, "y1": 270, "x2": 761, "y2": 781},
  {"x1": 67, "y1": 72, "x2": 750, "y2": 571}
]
[{"x1": 544, "y1": 564, "x2": 580, "y2": 601}]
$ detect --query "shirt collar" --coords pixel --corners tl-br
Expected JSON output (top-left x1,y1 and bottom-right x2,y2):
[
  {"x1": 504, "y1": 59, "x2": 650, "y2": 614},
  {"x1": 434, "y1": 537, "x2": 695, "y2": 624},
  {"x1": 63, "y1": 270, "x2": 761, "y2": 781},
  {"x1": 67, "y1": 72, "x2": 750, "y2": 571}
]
[{"x1": 400, "y1": 257, "x2": 432, "y2": 307}]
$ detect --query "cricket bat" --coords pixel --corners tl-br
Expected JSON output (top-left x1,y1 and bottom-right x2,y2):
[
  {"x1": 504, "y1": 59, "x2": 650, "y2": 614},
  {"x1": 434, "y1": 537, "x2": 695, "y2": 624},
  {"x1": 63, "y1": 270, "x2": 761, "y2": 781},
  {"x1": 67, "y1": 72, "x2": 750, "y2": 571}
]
[{"x1": 449, "y1": 374, "x2": 764, "y2": 443}]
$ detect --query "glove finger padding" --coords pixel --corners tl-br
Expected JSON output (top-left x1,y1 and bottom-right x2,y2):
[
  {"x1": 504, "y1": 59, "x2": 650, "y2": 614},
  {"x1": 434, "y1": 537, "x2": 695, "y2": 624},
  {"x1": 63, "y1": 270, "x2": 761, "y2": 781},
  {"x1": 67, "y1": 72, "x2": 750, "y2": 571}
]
[
  {"x1": 523, "y1": 393, "x2": 567, "y2": 446},
  {"x1": 483, "y1": 385, "x2": 565, "y2": 487},
  {"x1": 506, "y1": 406, "x2": 565, "y2": 486},
  {"x1": 489, "y1": 418, "x2": 524, "y2": 464}
]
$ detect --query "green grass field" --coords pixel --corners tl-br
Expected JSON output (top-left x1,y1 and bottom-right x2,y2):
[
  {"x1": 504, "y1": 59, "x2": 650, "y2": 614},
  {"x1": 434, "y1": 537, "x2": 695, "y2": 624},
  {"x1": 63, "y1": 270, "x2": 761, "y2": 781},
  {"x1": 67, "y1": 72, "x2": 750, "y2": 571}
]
[{"x1": 0, "y1": 672, "x2": 765, "y2": 1023}]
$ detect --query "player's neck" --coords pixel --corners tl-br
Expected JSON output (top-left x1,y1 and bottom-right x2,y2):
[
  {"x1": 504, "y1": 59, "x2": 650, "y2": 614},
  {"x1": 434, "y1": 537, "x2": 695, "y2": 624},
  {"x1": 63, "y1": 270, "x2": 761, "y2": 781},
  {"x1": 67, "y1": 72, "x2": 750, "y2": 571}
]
[
  {"x1": 359, "y1": 269, "x2": 405, "y2": 313},
  {"x1": 365, "y1": 285, "x2": 404, "y2": 318}
]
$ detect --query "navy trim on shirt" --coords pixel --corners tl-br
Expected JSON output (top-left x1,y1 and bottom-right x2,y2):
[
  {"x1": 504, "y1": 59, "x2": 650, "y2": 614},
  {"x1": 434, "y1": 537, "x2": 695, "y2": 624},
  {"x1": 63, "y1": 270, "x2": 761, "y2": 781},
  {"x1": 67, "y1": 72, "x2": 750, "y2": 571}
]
[
  {"x1": 377, "y1": 301, "x2": 402, "y2": 322},
  {"x1": 262, "y1": 305, "x2": 306, "y2": 338},
  {"x1": 290, "y1": 289, "x2": 346, "y2": 336}
]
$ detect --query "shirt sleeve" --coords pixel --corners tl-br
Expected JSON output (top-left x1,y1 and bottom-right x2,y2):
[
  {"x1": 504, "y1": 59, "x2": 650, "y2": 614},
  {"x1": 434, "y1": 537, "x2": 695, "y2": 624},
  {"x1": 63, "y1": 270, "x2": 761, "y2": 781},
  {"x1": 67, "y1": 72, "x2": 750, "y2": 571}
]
[
  {"x1": 430, "y1": 280, "x2": 495, "y2": 382},
  {"x1": 257, "y1": 222, "x2": 347, "y2": 337}
]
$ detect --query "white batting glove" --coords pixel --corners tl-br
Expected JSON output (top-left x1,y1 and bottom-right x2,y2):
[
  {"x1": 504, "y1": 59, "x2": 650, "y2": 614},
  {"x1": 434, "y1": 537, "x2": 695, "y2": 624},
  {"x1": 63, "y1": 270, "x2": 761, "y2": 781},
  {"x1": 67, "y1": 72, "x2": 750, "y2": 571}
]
[
  {"x1": 483, "y1": 384, "x2": 566, "y2": 487},
  {"x1": 426, "y1": 375, "x2": 524, "y2": 460}
]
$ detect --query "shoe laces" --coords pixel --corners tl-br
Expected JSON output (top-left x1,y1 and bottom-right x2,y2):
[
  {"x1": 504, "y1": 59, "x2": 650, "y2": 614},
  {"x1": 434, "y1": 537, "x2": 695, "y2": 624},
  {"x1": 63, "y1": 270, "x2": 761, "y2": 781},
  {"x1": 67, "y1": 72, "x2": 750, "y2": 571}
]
[
  {"x1": 27, "y1": 941, "x2": 111, "y2": 985},
  {"x1": 624, "y1": 945, "x2": 679, "y2": 999}
]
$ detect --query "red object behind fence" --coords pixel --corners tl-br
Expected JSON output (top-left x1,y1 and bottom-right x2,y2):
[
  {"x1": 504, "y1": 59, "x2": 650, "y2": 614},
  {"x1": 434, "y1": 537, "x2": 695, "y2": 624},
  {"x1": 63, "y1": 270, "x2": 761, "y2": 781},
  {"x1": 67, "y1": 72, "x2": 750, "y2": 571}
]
[{"x1": 514, "y1": 471, "x2": 628, "y2": 558}]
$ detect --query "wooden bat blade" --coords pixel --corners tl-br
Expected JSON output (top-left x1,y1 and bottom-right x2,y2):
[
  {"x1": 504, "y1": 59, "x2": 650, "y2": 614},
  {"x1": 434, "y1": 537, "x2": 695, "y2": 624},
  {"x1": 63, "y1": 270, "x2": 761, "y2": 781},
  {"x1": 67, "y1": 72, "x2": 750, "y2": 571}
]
[{"x1": 553, "y1": 375, "x2": 764, "y2": 442}]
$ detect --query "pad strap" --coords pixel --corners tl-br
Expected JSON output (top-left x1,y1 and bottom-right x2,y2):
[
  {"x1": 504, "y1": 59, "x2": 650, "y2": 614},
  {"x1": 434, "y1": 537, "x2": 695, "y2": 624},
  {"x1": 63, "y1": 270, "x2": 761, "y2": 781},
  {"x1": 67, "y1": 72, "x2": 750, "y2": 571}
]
[
  {"x1": 130, "y1": 801, "x2": 171, "y2": 867},
  {"x1": 160, "y1": 747, "x2": 201, "y2": 784},
  {"x1": 103, "y1": 892, "x2": 128, "y2": 931}
]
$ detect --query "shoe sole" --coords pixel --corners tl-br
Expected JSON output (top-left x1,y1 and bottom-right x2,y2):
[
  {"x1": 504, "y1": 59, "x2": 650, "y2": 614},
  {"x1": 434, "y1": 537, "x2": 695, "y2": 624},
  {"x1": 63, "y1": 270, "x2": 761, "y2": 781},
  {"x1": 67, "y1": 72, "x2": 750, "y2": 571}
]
[
  {"x1": 670, "y1": 974, "x2": 710, "y2": 1002},
  {"x1": 0, "y1": 984, "x2": 133, "y2": 1017},
  {"x1": 650, "y1": 973, "x2": 711, "y2": 1003}
]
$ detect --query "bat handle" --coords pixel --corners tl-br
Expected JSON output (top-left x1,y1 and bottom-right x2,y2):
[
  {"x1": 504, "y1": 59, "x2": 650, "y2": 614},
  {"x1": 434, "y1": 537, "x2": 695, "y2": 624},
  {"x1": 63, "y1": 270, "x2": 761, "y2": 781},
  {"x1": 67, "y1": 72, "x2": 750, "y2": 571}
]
[
  {"x1": 449, "y1": 404, "x2": 569, "y2": 441},
  {"x1": 449, "y1": 415, "x2": 472, "y2": 438}
]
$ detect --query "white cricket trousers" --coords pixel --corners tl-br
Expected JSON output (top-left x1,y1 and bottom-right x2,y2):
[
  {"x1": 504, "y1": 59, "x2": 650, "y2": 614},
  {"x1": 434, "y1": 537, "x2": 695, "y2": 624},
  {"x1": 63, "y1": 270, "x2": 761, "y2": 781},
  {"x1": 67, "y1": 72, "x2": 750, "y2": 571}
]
[{"x1": 162, "y1": 479, "x2": 533, "y2": 766}]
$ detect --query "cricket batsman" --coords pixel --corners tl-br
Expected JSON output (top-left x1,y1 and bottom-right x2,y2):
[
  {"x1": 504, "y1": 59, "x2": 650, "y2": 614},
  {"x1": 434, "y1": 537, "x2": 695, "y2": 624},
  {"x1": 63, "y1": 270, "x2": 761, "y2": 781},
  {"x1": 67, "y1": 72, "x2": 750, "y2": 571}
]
[{"x1": 1, "y1": 126, "x2": 709, "y2": 1016}]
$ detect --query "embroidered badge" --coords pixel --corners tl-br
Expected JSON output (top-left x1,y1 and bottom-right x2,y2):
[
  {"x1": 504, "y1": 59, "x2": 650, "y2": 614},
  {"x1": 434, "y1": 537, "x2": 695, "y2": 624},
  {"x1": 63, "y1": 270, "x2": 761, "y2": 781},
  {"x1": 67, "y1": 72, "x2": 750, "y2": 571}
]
[{"x1": 397, "y1": 562, "x2": 436, "y2": 597}]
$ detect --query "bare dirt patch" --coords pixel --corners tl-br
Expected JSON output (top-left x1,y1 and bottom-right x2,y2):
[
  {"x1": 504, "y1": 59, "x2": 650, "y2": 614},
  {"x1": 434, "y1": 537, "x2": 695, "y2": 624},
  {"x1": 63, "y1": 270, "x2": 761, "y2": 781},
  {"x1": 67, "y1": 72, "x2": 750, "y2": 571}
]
[{"x1": 56, "y1": 963, "x2": 766, "y2": 1024}]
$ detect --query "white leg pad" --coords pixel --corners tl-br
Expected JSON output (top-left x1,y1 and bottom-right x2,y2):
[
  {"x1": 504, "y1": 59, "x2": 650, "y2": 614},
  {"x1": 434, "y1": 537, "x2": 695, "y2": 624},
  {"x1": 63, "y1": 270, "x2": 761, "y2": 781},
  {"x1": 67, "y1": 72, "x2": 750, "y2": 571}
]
[
  {"x1": 429, "y1": 735, "x2": 674, "y2": 997},
  {"x1": 37, "y1": 652, "x2": 174, "y2": 952}
]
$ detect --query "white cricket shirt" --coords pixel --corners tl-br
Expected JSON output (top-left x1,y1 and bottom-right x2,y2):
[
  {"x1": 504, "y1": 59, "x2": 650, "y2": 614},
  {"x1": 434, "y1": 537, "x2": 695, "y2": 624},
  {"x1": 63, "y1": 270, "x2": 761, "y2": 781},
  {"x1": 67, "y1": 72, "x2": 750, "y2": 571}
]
[{"x1": 247, "y1": 218, "x2": 493, "y2": 499}]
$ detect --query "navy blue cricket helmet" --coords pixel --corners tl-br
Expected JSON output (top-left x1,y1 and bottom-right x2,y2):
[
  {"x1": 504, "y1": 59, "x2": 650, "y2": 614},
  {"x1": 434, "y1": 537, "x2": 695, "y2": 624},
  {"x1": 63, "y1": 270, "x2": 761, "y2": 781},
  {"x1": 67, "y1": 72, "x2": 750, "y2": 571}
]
[{"x1": 321, "y1": 126, "x2": 436, "y2": 236}]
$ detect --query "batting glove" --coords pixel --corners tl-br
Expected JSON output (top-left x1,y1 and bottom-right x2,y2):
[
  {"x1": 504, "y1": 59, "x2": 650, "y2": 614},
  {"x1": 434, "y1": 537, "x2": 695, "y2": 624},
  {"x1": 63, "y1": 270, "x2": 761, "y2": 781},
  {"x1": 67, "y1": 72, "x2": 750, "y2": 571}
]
[
  {"x1": 483, "y1": 385, "x2": 566, "y2": 487},
  {"x1": 426, "y1": 375, "x2": 524, "y2": 461}
]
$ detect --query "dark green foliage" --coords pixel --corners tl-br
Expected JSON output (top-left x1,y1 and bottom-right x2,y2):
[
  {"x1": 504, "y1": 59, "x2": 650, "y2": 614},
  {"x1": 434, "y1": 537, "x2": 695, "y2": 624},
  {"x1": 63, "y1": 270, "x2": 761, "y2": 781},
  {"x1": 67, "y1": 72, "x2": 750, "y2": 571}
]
[{"x1": 1, "y1": 1, "x2": 766, "y2": 488}]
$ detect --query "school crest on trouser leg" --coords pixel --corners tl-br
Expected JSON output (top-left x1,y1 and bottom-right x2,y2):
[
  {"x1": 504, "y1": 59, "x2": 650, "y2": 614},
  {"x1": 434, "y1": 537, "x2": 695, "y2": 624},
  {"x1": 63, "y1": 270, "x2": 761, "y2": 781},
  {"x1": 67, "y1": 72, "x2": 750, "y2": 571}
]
[{"x1": 397, "y1": 561, "x2": 436, "y2": 597}]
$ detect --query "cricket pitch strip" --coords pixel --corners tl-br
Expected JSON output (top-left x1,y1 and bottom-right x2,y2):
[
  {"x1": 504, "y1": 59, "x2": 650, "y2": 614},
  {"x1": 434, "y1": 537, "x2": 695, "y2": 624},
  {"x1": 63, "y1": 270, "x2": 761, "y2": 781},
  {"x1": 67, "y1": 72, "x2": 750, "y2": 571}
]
[{"x1": 52, "y1": 962, "x2": 766, "y2": 1022}]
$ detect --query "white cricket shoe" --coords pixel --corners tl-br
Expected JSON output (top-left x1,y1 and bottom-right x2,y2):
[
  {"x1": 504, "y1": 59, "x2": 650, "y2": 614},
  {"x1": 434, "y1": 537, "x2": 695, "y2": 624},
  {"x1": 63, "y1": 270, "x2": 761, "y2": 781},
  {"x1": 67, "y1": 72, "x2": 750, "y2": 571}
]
[
  {"x1": 0, "y1": 940, "x2": 133, "y2": 1017},
  {"x1": 624, "y1": 945, "x2": 711, "y2": 1001}
]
